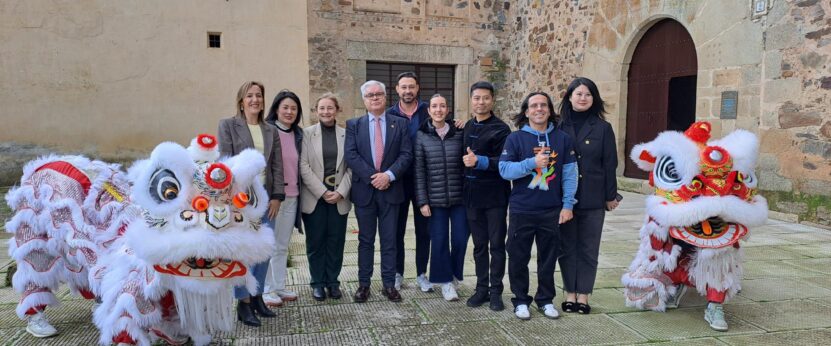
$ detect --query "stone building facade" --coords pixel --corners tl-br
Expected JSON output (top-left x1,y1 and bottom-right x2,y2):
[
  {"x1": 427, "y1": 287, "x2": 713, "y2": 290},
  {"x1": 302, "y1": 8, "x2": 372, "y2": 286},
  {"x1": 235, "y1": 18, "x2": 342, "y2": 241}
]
[
  {"x1": 305, "y1": 0, "x2": 510, "y2": 122},
  {"x1": 1, "y1": 0, "x2": 829, "y2": 224},
  {"x1": 497, "y1": 0, "x2": 830, "y2": 225}
]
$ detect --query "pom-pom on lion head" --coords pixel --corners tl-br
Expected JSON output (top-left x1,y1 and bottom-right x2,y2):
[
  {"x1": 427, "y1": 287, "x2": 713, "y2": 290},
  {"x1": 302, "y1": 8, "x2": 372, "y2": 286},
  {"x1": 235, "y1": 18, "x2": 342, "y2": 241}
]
[{"x1": 629, "y1": 122, "x2": 768, "y2": 249}]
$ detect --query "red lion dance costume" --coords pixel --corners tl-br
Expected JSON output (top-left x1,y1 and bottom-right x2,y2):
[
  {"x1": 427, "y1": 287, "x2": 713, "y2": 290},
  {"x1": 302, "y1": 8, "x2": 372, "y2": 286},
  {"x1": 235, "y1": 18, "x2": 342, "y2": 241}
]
[
  {"x1": 621, "y1": 122, "x2": 768, "y2": 331},
  {"x1": 5, "y1": 135, "x2": 274, "y2": 345}
]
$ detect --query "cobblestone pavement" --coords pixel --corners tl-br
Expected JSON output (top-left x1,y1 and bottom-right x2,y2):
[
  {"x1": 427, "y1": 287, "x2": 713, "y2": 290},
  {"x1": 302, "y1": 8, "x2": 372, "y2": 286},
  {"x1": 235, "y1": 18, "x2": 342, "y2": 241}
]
[{"x1": 1, "y1": 191, "x2": 831, "y2": 345}]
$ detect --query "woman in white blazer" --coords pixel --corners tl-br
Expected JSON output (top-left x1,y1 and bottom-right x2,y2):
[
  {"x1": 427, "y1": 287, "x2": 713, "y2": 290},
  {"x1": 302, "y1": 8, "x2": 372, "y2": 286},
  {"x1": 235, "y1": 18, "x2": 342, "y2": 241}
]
[{"x1": 299, "y1": 93, "x2": 353, "y2": 301}]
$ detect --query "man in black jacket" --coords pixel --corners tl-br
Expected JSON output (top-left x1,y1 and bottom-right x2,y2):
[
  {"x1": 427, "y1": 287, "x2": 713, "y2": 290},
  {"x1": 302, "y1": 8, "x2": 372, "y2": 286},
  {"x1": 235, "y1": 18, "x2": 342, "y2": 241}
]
[{"x1": 461, "y1": 81, "x2": 512, "y2": 311}]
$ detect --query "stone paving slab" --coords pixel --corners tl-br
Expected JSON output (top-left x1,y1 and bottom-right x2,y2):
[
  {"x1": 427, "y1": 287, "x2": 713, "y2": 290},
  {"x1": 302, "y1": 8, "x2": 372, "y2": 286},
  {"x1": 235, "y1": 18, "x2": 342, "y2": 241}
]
[
  {"x1": 235, "y1": 329, "x2": 372, "y2": 346},
  {"x1": 609, "y1": 306, "x2": 765, "y2": 341},
  {"x1": 625, "y1": 337, "x2": 728, "y2": 346},
  {"x1": 783, "y1": 258, "x2": 831, "y2": 275},
  {"x1": 718, "y1": 328, "x2": 831, "y2": 345},
  {"x1": 776, "y1": 243, "x2": 831, "y2": 258},
  {"x1": 2, "y1": 190, "x2": 831, "y2": 344},
  {"x1": 741, "y1": 260, "x2": 822, "y2": 279},
  {"x1": 301, "y1": 300, "x2": 423, "y2": 333},
  {"x1": 374, "y1": 320, "x2": 515, "y2": 346},
  {"x1": 498, "y1": 314, "x2": 647, "y2": 345},
  {"x1": 727, "y1": 300, "x2": 831, "y2": 332},
  {"x1": 415, "y1": 297, "x2": 514, "y2": 323},
  {"x1": 742, "y1": 246, "x2": 811, "y2": 261},
  {"x1": 737, "y1": 278, "x2": 831, "y2": 302}
]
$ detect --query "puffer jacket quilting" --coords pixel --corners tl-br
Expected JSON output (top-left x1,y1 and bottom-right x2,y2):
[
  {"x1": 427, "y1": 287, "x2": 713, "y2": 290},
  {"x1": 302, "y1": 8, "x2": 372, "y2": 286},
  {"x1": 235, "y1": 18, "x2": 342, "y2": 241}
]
[{"x1": 414, "y1": 122, "x2": 465, "y2": 208}]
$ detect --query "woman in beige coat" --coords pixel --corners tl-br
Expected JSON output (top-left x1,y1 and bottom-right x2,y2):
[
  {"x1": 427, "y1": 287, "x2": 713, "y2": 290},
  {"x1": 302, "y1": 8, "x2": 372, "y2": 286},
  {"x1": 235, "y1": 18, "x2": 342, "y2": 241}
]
[{"x1": 299, "y1": 93, "x2": 352, "y2": 301}]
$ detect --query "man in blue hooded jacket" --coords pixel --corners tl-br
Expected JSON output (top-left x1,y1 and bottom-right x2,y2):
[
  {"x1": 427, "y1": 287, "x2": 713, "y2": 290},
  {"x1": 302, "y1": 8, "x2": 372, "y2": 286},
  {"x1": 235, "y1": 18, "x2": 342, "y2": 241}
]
[{"x1": 499, "y1": 91, "x2": 578, "y2": 321}]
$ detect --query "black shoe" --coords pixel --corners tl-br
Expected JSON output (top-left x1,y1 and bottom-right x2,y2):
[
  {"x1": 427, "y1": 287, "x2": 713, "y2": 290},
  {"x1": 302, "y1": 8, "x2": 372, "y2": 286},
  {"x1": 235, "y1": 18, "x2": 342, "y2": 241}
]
[
  {"x1": 466, "y1": 290, "x2": 489, "y2": 308},
  {"x1": 250, "y1": 295, "x2": 277, "y2": 318},
  {"x1": 328, "y1": 286, "x2": 343, "y2": 300},
  {"x1": 562, "y1": 301, "x2": 577, "y2": 313},
  {"x1": 382, "y1": 287, "x2": 402, "y2": 302},
  {"x1": 576, "y1": 302, "x2": 591, "y2": 314},
  {"x1": 312, "y1": 287, "x2": 327, "y2": 301},
  {"x1": 353, "y1": 286, "x2": 370, "y2": 303},
  {"x1": 489, "y1": 294, "x2": 505, "y2": 311},
  {"x1": 237, "y1": 301, "x2": 261, "y2": 327}
]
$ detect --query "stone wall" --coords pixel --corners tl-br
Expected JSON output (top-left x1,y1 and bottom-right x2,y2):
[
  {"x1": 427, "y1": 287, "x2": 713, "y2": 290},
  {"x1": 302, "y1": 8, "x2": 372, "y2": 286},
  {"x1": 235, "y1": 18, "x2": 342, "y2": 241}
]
[
  {"x1": 306, "y1": 0, "x2": 509, "y2": 123},
  {"x1": 0, "y1": 0, "x2": 310, "y2": 155},
  {"x1": 500, "y1": 0, "x2": 831, "y2": 225},
  {"x1": 498, "y1": 0, "x2": 598, "y2": 119}
]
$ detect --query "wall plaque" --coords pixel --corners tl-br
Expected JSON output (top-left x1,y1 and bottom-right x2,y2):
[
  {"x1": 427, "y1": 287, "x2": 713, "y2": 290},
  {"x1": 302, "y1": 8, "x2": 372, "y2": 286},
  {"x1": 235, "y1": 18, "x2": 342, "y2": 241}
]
[{"x1": 720, "y1": 91, "x2": 738, "y2": 119}]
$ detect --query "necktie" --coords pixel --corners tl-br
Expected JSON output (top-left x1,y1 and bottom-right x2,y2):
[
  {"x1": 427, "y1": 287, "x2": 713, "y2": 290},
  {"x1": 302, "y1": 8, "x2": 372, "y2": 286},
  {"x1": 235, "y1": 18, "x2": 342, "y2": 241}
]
[{"x1": 374, "y1": 117, "x2": 384, "y2": 172}]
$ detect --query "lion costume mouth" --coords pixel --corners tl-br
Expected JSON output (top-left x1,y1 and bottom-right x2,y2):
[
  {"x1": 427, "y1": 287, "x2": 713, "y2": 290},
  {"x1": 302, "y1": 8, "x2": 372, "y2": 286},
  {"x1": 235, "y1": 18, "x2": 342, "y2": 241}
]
[
  {"x1": 153, "y1": 258, "x2": 247, "y2": 279},
  {"x1": 668, "y1": 217, "x2": 748, "y2": 249}
]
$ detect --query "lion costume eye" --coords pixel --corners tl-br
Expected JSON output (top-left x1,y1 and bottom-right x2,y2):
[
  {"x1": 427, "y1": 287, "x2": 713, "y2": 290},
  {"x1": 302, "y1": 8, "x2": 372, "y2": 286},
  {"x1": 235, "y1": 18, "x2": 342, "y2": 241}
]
[
  {"x1": 246, "y1": 185, "x2": 259, "y2": 207},
  {"x1": 655, "y1": 156, "x2": 683, "y2": 189},
  {"x1": 149, "y1": 169, "x2": 181, "y2": 203}
]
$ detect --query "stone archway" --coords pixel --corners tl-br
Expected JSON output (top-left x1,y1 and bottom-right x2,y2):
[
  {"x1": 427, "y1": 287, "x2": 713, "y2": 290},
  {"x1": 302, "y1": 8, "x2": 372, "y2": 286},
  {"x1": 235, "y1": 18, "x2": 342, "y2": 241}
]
[{"x1": 624, "y1": 19, "x2": 698, "y2": 179}]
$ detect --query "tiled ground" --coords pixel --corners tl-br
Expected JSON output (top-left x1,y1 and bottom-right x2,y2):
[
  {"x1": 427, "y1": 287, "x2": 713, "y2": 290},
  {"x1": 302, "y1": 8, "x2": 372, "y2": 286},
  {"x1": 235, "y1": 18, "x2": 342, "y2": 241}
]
[{"x1": 1, "y1": 191, "x2": 831, "y2": 345}]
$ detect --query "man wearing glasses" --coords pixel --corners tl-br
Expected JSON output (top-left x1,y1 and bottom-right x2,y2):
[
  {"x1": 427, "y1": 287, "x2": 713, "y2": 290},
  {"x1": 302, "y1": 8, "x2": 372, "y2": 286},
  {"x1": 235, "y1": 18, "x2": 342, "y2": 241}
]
[{"x1": 344, "y1": 80, "x2": 413, "y2": 303}]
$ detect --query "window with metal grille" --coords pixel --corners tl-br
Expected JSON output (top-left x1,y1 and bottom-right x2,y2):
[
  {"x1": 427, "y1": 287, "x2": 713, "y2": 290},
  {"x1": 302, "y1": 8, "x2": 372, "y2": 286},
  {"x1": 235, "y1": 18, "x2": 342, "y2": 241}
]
[
  {"x1": 366, "y1": 62, "x2": 455, "y2": 116},
  {"x1": 208, "y1": 32, "x2": 221, "y2": 48}
]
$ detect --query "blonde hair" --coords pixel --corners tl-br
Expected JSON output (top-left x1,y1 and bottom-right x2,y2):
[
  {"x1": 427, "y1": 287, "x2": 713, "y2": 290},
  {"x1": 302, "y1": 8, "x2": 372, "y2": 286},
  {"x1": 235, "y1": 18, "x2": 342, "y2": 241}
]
[
  {"x1": 315, "y1": 92, "x2": 342, "y2": 111},
  {"x1": 235, "y1": 81, "x2": 265, "y2": 123}
]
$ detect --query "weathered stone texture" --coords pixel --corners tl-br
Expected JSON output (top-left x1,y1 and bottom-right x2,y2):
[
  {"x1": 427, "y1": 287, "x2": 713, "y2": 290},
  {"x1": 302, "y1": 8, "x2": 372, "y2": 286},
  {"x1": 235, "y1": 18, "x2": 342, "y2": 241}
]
[
  {"x1": 498, "y1": 0, "x2": 597, "y2": 117},
  {"x1": 307, "y1": 0, "x2": 506, "y2": 121}
]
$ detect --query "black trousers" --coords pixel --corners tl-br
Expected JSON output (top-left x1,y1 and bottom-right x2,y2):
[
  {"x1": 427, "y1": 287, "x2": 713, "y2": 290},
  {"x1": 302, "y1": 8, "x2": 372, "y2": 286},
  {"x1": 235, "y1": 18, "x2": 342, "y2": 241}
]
[
  {"x1": 507, "y1": 210, "x2": 560, "y2": 308},
  {"x1": 467, "y1": 206, "x2": 507, "y2": 295},
  {"x1": 396, "y1": 174, "x2": 430, "y2": 276},
  {"x1": 355, "y1": 198, "x2": 400, "y2": 288},
  {"x1": 303, "y1": 199, "x2": 348, "y2": 289},
  {"x1": 558, "y1": 208, "x2": 605, "y2": 294}
]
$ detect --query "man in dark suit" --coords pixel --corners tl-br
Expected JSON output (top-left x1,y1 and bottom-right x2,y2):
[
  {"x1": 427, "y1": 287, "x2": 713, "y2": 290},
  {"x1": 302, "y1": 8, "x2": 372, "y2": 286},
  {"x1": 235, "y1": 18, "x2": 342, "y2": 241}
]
[{"x1": 344, "y1": 80, "x2": 413, "y2": 303}]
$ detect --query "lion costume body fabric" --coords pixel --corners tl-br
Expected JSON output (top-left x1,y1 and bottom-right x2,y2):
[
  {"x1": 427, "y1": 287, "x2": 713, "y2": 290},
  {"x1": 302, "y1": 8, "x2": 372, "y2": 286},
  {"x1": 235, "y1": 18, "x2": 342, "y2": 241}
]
[
  {"x1": 5, "y1": 135, "x2": 275, "y2": 345},
  {"x1": 621, "y1": 122, "x2": 768, "y2": 330}
]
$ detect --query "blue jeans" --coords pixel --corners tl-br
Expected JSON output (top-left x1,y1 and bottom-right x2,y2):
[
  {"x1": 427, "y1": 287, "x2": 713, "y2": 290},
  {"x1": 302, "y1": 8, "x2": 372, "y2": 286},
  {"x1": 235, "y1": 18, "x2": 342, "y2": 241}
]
[
  {"x1": 235, "y1": 214, "x2": 271, "y2": 299},
  {"x1": 428, "y1": 204, "x2": 469, "y2": 284}
]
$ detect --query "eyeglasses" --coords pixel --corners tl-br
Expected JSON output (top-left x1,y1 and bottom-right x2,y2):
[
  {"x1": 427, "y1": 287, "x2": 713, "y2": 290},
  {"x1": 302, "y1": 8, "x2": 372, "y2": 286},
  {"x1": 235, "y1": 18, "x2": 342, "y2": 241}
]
[{"x1": 363, "y1": 92, "x2": 385, "y2": 99}]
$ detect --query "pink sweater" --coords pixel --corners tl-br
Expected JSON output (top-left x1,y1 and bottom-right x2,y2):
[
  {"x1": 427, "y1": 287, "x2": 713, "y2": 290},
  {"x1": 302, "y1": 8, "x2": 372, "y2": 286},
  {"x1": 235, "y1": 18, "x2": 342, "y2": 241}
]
[{"x1": 278, "y1": 130, "x2": 299, "y2": 197}]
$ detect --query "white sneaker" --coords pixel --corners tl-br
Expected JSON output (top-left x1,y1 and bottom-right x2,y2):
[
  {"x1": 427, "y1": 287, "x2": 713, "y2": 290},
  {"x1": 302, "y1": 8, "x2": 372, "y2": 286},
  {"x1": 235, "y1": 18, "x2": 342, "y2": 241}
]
[
  {"x1": 394, "y1": 273, "x2": 404, "y2": 291},
  {"x1": 441, "y1": 283, "x2": 459, "y2": 301},
  {"x1": 666, "y1": 285, "x2": 688, "y2": 309},
  {"x1": 263, "y1": 293, "x2": 283, "y2": 307},
  {"x1": 452, "y1": 278, "x2": 462, "y2": 290},
  {"x1": 514, "y1": 304, "x2": 531, "y2": 320},
  {"x1": 26, "y1": 312, "x2": 58, "y2": 338},
  {"x1": 417, "y1": 274, "x2": 433, "y2": 293},
  {"x1": 274, "y1": 289, "x2": 298, "y2": 301},
  {"x1": 704, "y1": 303, "x2": 728, "y2": 331},
  {"x1": 539, "y1": 304, "x2": 560, "y2": 319}
]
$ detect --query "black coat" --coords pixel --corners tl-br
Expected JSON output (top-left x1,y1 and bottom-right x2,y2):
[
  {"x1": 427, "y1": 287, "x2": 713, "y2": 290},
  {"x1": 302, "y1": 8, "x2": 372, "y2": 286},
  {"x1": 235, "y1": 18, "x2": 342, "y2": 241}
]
[
  {"x1": 462, "y1": 114, "x2": 512, "y2": 209},
  {"x1": 415, "y1": 122, "x2": 465, "y2": 208},
  {"x1": 559, "y1": 114, "x2": 618, "y2": 210}
]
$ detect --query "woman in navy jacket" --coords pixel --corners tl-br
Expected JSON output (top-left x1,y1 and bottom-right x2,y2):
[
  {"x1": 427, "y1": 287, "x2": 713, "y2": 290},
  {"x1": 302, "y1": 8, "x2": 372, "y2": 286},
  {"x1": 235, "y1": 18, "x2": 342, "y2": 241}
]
[{"x1": 557, "y1": 77, "x2": 619, "y2": 315}]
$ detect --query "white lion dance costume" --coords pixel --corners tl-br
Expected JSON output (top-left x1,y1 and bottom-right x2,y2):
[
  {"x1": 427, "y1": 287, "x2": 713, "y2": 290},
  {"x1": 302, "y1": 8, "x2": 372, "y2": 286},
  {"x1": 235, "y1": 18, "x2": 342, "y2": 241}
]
[
  {"x1": 5, "y1": 134, "x2": 275, "y2": 345},
  {"x1": 621, "y1": 122, "x2": 768, "y2": 331}
]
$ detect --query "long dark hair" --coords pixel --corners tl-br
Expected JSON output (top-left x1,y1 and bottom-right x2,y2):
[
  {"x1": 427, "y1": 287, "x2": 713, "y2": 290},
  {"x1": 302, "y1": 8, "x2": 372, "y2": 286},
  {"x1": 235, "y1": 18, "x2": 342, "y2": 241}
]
[
  {"x1": 512, "y1": 91, "x2": 557, "y2": 128},
  {"x1": 266, "y1": 89, "x2": 303, "y2": 129},
  {"x1": 559, "y1": 77, "x2": 606, "y2": 122}
]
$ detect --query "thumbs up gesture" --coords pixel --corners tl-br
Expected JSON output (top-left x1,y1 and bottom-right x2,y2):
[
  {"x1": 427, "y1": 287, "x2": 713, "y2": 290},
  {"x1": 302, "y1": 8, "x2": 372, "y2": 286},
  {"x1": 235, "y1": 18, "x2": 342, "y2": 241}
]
[{"x1": 463, "y1": 147, "x2": 478, "y2": 167}]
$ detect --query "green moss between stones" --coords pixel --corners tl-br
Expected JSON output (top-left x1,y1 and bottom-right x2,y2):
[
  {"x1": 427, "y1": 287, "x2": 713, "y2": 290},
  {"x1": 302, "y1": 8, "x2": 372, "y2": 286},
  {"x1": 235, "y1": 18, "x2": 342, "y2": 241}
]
[{"x1": 759, "y1": 189, "x2": 831, "y2": 225}]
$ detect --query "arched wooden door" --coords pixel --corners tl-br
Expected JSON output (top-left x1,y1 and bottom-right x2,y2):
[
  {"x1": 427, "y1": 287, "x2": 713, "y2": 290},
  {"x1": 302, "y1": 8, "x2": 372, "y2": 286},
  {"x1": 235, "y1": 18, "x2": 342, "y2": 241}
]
[{"x1": 624, "y1": 19, "x2": 698, "y2": 179}]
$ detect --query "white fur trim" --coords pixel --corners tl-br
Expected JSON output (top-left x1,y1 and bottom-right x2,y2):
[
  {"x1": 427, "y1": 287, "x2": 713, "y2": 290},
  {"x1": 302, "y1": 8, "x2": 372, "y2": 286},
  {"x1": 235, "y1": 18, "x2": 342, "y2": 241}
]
[
  {"x1": 709, "y1": 129, "x2": 759, "y2": 177},
  {"x1": 645, "y1": 195, "x2": 768, "y2": 228},
  {"x1": 15, "y1": 291, "x2": 60, "y2": 319},
  {"x1": 188, "y1": 137, "x2": 220, "y2": 163},
  {"x1": 129, "y1": 142, "x2": 196, "y2": 218}
]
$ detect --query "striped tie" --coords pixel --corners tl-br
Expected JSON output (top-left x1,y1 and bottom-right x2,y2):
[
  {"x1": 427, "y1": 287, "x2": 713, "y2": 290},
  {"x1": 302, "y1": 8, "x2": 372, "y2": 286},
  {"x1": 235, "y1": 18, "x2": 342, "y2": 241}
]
[{"x1": 374, "y1": 117, "x2": 384, "y2": 172}]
